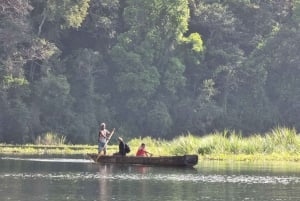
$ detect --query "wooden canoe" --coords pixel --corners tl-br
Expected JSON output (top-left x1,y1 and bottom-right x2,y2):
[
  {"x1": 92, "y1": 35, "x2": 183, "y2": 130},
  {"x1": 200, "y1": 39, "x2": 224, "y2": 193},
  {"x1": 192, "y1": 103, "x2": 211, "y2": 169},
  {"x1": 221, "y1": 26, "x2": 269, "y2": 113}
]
[{"x1": 87, "y1": 154, "x2": 198, "y2": 167}]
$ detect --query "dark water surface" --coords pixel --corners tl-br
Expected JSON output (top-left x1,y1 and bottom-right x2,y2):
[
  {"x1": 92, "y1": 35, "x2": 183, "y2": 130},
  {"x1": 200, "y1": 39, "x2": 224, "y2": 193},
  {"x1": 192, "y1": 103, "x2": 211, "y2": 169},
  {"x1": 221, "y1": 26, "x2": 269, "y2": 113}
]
[{"x1": 1, "y1": 155, "x2": 300, "y2": 201}]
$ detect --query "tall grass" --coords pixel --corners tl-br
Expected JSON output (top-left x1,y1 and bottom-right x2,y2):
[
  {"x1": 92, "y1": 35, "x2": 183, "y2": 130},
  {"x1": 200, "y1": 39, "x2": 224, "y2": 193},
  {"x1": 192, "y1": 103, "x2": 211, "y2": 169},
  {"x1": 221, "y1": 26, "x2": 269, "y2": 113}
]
[
  {"x1": 169, "y1": 134, "x2": 201, "y2": 155},
  {"x1": 264, "y1": 127, "x2": 300, "y2": 153},
  {"x1": 128, "y1": 127, "x2": 300, "y2": 160},
  {"x1": 2, "y1": 127, "x2": 300, "y2": 161},
  {"x1": 195, "y1": 127, "x2": 300, "y2": 156},
  {"x1": 35, "y1": 132, "x2": 66, "y2": 145}
]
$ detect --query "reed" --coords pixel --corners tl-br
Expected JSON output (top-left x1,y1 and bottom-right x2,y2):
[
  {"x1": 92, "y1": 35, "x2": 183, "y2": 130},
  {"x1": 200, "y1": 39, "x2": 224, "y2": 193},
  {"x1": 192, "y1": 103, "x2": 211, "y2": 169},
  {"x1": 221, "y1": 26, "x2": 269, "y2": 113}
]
[
  {"x1": 168, "y1": 134, "x2": 201, "y2": 155},
  {"x1": 1, "y1": 127, "x2": 300, "y2": 161},
  {"x1": 263, "y1": 127, "x2": 300, "y2": 153},
  {"x1": 35, "y1": 132, "x2": 66, "y2": 145},
  {"x1": 196, "y1": 127, "x2": 300, "y2": 161}
]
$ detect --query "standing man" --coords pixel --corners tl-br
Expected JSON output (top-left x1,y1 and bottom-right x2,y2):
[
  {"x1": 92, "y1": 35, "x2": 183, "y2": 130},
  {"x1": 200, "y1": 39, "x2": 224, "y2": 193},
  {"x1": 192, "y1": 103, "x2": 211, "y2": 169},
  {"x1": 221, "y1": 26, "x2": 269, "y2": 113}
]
[{"x1": 98, "y1": 122, "x2": 114, "y2": 155}]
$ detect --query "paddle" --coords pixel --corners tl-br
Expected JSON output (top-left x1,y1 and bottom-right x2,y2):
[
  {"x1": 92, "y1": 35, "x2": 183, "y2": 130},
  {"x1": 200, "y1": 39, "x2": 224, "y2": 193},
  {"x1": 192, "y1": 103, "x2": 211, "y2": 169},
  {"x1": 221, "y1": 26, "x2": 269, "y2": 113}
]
[{"x1": 96, "y1": 128, "x2": 115, "y2": 162}]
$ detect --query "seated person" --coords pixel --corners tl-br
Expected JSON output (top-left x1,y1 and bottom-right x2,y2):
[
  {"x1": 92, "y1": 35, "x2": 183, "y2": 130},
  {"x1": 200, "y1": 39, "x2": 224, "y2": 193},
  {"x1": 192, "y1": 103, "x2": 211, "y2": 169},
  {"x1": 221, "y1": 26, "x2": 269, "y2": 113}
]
[
  {"x1": 136, "y1": 143, "x2": 152, "y2": 157},
  {"x1": 113, "y1": 137, "x2": 126, "y2": 156}
]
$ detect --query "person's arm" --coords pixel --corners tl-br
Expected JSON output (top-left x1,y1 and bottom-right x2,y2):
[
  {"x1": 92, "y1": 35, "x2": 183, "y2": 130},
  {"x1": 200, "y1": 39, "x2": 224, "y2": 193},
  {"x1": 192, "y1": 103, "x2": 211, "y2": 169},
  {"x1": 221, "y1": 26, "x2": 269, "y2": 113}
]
[
  {"x1": 145, "y1": 150, "x2": 152, "y2": 157},
  {"x1": 106, "y1": 128, "x2": 115, "y2": 138}
]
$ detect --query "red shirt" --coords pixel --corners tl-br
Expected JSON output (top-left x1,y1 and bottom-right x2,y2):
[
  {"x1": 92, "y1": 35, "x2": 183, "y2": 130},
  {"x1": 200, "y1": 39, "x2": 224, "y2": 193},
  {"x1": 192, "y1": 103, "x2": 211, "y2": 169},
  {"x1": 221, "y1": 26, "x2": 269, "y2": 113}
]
[{"x1": 136, "y1": 147, "x2": 147, "y2": 156}]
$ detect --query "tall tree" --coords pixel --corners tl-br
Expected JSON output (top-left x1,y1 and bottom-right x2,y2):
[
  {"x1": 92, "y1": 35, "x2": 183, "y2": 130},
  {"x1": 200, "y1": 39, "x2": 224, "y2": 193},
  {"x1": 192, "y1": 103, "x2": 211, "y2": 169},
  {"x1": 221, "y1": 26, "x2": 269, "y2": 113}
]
[{"x1": 110, "y1": 0, "x2": 201, "y2": 136}]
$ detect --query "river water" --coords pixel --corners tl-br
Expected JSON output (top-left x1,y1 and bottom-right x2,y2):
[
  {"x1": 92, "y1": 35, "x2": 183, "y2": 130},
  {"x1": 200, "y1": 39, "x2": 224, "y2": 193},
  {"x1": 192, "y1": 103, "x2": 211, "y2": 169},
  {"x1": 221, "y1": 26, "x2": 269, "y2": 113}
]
[{"x1": 1, "y1": 155, "x2": 300, "y2": 201}]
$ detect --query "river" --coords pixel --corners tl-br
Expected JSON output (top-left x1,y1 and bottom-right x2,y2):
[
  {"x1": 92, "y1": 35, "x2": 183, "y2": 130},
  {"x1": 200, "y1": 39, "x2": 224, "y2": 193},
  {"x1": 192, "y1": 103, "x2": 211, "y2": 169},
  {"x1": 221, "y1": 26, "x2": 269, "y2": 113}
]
[{"x1": 1, "y1": 155, "x2": 300, "y2": 201}]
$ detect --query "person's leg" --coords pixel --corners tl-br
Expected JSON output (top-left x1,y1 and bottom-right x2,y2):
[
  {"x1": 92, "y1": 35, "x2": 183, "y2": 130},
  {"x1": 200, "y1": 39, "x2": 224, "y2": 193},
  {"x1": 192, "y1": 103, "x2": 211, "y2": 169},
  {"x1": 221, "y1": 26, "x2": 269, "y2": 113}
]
[
  {"x1": 103, "y1": 145, "x2": 107, "y2": 155},
  {"x1": 98, "y1": 142, "x2": 102, "y2": 154},
  {"x1": 98, "y1": 141, "x2": 105, "y2": 154}
]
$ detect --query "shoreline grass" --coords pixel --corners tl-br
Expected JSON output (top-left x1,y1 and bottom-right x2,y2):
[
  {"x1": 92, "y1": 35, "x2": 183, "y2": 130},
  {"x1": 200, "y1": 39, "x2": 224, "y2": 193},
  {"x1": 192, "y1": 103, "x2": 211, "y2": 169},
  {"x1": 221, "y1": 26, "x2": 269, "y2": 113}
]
[{"x1": 1, "y1": 127, "x2": 300, "y2": 162}]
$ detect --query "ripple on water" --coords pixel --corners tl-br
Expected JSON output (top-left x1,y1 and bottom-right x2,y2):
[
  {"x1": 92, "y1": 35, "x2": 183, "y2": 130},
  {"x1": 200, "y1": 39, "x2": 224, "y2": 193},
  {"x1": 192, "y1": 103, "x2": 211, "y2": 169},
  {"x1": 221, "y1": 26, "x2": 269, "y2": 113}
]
[{"x1": 0, "y1": 172, "x2": 299, "y2": 185}]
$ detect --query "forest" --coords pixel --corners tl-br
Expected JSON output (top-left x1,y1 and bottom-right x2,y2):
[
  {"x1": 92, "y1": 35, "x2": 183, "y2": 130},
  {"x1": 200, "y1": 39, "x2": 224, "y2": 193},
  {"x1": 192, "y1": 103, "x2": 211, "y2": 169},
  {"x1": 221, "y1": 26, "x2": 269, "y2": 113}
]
[{"x1": 0, "y1": 0, "x2": 299, "y2": 144}]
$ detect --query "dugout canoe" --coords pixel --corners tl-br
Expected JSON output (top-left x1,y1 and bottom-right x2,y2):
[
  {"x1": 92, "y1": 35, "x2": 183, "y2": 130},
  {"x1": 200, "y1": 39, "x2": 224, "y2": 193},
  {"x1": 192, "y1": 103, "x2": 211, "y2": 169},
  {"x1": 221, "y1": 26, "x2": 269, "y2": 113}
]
[{"x1": 87, "y1": 154, "x2": 198, "y2": 167}]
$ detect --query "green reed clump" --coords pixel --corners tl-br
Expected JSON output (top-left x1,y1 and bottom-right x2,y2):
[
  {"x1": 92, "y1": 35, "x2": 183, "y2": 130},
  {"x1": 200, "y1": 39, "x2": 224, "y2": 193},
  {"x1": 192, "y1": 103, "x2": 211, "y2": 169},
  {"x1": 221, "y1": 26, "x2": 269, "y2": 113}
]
[
  {"x1": 197, "y1": 127, "x2": 300, "y2": 156},
  {"x1": 198, "y1": 133, "x2": 223, "y2": 155},
  {"x1": 35, "y1": 132, "x2": 66, "y2": 145},
  {"x1": 197, "y1": 130, "x2": 244, "y2": 155},
  {"x1": 240, "y1": 135, "x2": 265, "y2": 154},
  {"x1": 264, "y1": 127, "x2": 300, "y2": 153},
  {"x1": 168, "y1": 134, "x2": 201, "y2": 155}
]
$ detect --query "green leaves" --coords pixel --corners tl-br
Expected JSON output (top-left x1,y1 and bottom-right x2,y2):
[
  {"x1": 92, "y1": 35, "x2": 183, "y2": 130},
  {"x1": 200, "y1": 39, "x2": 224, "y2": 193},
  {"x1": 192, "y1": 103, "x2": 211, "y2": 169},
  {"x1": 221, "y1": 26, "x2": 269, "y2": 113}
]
[
  {"x1": 181, "y1": 33, "x2": 204, "y2": 52},
  {"x1": 145, "y1": 102, "x2": 173, "y2": 137},
  {"x1": 1, "y1": 0, "x2": 300, "y2": 144},
  {"x1": 46, "y1": 0, "x2": 90, "y2": 28},
  {"x1": 293, "y1": 0, "x2": 300, "y2": 23},
  {"x1": 162, "y1": 57, "x2": 186, "y2": 94}
]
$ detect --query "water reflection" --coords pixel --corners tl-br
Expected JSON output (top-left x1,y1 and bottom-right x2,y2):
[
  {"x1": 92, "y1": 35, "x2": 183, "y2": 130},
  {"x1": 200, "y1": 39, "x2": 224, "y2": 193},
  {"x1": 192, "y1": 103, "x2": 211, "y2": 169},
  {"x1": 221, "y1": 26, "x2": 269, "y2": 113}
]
[
  {"x1": 1, "y1": 156, "x2": 300, "y2": 201},
  {"x1": 98, "y1": 165, "x2": 110, "y2": 201},
  {"x1": 135, "y1": 166, "x2": 149, "y2": 174}
]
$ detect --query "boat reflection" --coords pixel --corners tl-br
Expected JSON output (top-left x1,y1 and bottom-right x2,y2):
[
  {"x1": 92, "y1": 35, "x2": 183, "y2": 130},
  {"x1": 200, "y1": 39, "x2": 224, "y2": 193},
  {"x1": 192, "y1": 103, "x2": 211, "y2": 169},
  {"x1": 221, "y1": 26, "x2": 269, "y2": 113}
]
[
  {"x1": 98, "y1": 164, "x2": 113, "y2": 201},
  {"x1": 133, "y1": 165, "x2": 150, "y2": 174},
  {"x1": 96, "y1": 164, "x2": 152, "y2": 201}
]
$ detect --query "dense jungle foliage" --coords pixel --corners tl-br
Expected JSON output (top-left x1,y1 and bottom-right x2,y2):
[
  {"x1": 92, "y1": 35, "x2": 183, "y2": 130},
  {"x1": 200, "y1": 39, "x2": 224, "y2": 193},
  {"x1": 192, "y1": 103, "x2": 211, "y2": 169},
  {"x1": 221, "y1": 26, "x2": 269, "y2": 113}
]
[{"x1": 0, "y1": 0, "x2": 300, "y2": 144}]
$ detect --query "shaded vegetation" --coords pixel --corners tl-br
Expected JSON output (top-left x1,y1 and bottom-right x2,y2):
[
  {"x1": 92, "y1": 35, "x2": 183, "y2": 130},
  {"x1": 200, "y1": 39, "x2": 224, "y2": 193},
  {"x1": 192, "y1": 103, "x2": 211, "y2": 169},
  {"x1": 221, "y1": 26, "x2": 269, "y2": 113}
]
[{"x1": 0, "y1": 0, "x2": 299, "y2": 144}]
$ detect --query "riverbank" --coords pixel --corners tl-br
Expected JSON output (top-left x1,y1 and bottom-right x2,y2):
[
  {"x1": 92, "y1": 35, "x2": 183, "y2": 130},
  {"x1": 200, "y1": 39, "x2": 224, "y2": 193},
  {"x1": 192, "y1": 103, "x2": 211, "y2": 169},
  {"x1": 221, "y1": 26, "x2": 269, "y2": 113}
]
[
  {"x1": 1, "y1": 144, "x2": 300, "y2": 162},
  {"x1": 1, "y1": 127, "x2": 299, "y2": 162}
]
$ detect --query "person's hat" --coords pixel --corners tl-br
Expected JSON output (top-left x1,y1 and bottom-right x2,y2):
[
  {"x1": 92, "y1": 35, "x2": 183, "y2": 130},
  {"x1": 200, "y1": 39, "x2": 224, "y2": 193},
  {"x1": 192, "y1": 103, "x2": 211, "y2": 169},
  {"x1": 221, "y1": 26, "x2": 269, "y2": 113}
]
[
  {"x1": 100, "y1": 122, "x2": 105, "y2": 127},
  {"x1": 118, "y1": 137, "x2": 123, "y2": 141}
]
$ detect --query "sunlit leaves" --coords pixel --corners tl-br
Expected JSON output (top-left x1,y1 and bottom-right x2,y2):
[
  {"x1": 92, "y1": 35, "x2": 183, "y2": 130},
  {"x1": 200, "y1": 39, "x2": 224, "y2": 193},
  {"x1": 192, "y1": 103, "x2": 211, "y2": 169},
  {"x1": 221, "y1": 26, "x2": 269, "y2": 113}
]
[
  {"x1": 181, "y1": 33, "x2": 204, "y2": 52},
  {"x1": 46, "y1": 0, "x2": 90, "y2": 28},
  {"x1": 3, "y1": 75, "x2": 28, "y2": 88},
  {"x1": 28, "y1": 38, "x2": 59, "y2": 61},
  {"x1": 200, "y1": 79, "x2": 218, "y2": 102}
]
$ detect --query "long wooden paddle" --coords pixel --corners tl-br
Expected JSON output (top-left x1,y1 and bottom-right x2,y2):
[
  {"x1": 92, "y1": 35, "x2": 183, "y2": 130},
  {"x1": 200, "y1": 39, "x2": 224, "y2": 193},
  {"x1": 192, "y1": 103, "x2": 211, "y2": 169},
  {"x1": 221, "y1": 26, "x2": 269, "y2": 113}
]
[{"x1": 96, "y1": 128, "x2": 115, "y2": 162}]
